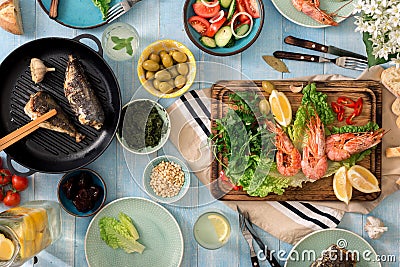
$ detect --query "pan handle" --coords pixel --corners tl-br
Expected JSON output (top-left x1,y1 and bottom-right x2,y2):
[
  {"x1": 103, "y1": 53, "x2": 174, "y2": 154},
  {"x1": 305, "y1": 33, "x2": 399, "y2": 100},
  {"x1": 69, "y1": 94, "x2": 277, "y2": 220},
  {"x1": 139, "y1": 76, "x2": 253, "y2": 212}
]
[
  {"x1": 73, "y1": 34, "x2": 103, "y2": 57},
  {"x1": 6, "y1": 155, "x2": 36, "y2": 176}
]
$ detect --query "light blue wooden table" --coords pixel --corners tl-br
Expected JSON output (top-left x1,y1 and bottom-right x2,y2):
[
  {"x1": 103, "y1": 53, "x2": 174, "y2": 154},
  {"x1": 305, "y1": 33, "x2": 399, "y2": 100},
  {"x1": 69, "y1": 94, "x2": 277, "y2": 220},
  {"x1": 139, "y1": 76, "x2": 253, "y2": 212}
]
[{"x1": 0, "y1": 1, "x2": 398, "y2": 266}]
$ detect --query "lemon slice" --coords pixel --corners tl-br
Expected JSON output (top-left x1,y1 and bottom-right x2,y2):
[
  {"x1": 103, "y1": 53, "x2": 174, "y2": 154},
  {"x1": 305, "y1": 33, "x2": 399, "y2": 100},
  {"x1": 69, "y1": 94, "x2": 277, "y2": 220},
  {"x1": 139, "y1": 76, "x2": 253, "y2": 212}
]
[
  {"x1": 347, "y1": 165, "x2": 380, "y2": 193},
  {"x1": 0, "y1": 233, "x2": 15, "y2": 261},
  {"x1": 269, "y1": 90, "x2": 292, "y2": 127},
  {"x1": 333, "y1": 166, "x2": 352, "y2": 204},
  {"x1": 208, "y1": 214, "x2": 229, "y2": 243}
]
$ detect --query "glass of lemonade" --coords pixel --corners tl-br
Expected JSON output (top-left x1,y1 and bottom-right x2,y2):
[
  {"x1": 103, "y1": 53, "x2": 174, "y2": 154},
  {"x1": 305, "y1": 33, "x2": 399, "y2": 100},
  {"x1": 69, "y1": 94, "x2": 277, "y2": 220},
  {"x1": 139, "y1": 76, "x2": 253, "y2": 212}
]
[
  {"x1": 193, "y1": 211, "x2": 231, "y2": 250},
  {"x1": 101, "y1": 22, "x2": 140, "y2": 61}
]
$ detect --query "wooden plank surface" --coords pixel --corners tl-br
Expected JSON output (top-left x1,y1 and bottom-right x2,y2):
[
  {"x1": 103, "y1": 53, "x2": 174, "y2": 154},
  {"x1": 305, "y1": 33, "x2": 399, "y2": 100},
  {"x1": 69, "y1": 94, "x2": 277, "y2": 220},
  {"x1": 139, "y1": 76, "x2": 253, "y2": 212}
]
[
  {"x1": 0, "y1": 0, "x2": 397, "y2": 267},
  {"x1": 210, "y1": 80, "x2": 383, "y2": 201}
]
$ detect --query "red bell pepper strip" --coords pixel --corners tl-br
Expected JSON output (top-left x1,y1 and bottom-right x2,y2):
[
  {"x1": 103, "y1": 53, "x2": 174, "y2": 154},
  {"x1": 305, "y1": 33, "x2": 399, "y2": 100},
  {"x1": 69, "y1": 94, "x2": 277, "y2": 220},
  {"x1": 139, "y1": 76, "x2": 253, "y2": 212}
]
[
  {"x1": 346, "y1": 112, "x2": 357, "y2": 125},
  {"x1": 337, "y1": 110, "x2": 345, "y2": 122},
  {"x1": 337, "y1": 97, "x2": 356, "y2": 108},
  {"x1": 331, "y1": 102, "x2": 344, "y2": 114},
  {"x1": 353, "y1": 97, "x2": 363, "y2": 116}
]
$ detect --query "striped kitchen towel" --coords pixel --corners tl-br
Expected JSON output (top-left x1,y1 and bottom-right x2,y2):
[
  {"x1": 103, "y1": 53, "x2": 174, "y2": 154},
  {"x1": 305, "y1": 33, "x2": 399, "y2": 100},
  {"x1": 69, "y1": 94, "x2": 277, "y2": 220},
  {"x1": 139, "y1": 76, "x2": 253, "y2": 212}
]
[{"x1": 166, "y1": 89, "x2": 344, "y2": 244}]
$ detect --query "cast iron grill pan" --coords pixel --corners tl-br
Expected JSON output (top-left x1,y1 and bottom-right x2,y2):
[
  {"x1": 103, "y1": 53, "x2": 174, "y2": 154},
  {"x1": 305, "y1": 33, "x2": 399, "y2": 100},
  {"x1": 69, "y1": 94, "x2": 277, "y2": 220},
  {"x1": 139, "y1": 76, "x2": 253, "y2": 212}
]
[{"x1": 0, "y1": 35, "x2": 121, "y2": 174}]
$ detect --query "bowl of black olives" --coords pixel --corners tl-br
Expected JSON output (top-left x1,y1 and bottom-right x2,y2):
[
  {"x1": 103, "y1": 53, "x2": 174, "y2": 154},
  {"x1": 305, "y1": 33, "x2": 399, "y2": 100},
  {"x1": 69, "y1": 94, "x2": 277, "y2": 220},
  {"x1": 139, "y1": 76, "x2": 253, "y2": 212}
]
[{"x1": 58, "y1": 168, "x2": 106, "y2": 217}]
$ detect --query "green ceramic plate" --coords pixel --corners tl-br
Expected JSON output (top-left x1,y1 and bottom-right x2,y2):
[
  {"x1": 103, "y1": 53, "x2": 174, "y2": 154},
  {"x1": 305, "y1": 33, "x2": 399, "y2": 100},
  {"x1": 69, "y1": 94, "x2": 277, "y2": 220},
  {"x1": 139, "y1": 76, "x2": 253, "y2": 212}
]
[
  {"x1": 85, "y1": 197, "x2": 183, "y2": 267},
  {"x1": 270, "y1": 0, "x2": 354, "y2": 28},
  {"x1": 285, "y1": 228, "x2": 381, "y2": 266}
]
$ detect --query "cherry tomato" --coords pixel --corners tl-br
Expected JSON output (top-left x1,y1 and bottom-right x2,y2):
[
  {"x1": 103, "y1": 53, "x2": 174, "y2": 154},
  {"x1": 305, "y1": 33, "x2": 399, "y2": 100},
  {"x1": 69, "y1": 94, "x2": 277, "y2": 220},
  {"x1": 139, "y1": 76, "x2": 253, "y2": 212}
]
[
  {"x1": 205, "y1": 17, "x2": 226, "y2": 37},
  {"x1": 3, "y1": 190, "x2": 20, "y2": 207},
  {"x1": 0, "y1": 169, "x2": 11, "y2": 185},
  {"x1": 11, "y1": 175, "x2": 28, "y2": 192},
  {"x1": 192, "y1": 1, "x2": 221, "y2": 18},
  {"x1": 354, "y1": 97, "x2": 363, "y2": 116},
  {"x1": 219, "y1": 170, "x2": 240, "y2": 191},
  {"x1": 337, "y1": 96, "x2": 356, "y2": 108},
  {"x1": 188, "y1": 16, "x2": 210, "y2": 35},
  {"x1": 0, "y1": 190, "x2": 4, "y2": 202},
  {"x1": 244, "y1": 0, "x2": 260, "y2": 18}
]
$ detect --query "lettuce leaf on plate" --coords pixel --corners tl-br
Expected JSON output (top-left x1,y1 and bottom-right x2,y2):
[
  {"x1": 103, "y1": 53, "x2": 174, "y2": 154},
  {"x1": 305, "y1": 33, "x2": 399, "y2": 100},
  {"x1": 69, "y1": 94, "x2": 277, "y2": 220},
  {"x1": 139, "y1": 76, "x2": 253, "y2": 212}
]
[{"x1": 91, "y1": 0, "x2": 111, "y2": 20}]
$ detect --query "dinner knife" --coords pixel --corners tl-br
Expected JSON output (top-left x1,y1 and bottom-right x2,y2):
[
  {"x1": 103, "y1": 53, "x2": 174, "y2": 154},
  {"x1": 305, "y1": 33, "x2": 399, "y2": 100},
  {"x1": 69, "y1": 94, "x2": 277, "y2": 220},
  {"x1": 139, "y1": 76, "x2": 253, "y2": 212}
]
[
  {"x1": 238, "y1": 206, "x2": 281, "y2": 267},
  {"x1": 284, "y1": 36, "x2": 368, "y2": 60},
  {"x1": 273, "y1": 51, "x2": 368, "y2": 71}
]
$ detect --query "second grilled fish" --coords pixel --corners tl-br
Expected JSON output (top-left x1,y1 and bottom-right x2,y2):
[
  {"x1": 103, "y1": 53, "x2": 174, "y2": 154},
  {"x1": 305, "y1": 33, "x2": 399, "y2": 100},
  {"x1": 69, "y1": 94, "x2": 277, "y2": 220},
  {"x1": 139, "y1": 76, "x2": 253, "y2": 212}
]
[
  {"x1": 64, "y1": 55, "x2": 105, "y2": 130},
  {"x1": 24, "y1": 91, "x2": 85, "y2": 142}
]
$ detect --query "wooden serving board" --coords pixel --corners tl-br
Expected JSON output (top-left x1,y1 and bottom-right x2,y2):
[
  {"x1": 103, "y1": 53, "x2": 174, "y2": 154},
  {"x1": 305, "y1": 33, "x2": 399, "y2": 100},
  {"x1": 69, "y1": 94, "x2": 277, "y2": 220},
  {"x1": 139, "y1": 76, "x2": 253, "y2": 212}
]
[{"x1": 210, "y1": 80, "x2": 383, "y2": 201}]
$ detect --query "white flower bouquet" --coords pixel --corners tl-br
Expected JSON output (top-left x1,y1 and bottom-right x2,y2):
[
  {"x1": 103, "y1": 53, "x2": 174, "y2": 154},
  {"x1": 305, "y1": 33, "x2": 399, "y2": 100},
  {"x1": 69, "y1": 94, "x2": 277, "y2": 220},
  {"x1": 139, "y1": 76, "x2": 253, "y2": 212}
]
[{"x1": 353, "y1": 0, "x2": 400, "y2": 66}]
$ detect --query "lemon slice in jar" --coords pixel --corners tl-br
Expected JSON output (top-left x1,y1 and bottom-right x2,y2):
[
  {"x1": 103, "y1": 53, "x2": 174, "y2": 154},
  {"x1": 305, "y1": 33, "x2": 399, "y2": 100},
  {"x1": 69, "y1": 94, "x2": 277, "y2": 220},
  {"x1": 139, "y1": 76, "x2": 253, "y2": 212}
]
[
  {"x1": 208, "y1": 214, "x2": 229, "y2": 243},
  {"x1": 0, "y1": 233, "x2": 15, "y2": 261},
  {"x1": 333, "y1": 166, "x2": 352, "y2": 204},
  {"x1": 269, "y1": 90, "x2": 292, "y2": 127}
]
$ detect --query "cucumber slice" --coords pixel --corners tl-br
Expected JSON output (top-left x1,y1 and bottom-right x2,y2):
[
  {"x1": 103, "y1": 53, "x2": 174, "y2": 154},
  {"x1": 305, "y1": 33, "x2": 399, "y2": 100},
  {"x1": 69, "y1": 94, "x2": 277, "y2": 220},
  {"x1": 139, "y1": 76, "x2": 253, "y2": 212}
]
[
  {"x1": 224, "y1": 37, "x2": 235, "y2": 48},
  {"x1": 215, "y1": 26, "x2": 233, "y2": 47},
  {"x1": 219, "y1": 0, "x2": 232, "y2": 8},
  {"x1": 200, "y1": 36, "x2": 217, "y2": 48},
  {"x1": 227, "y1": 0, "x2": 236, "y2": 21},
  {"x1": 235, "y1": 23, "x2": 250, "y2": 39}
]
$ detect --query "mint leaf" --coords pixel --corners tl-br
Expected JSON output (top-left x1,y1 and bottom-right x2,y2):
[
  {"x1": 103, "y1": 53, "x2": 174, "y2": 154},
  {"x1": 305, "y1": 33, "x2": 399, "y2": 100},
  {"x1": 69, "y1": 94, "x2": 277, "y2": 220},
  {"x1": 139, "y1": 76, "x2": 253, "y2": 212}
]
[
  {"x1": 111, "y1": 36, "x2": 124, "y2": 44},
  {"x1": 126, "y1": 44, "x2": 133, "y2": 56},
  {"x1": 113, "y1": 43, "x2": 126, "y2": 50}
]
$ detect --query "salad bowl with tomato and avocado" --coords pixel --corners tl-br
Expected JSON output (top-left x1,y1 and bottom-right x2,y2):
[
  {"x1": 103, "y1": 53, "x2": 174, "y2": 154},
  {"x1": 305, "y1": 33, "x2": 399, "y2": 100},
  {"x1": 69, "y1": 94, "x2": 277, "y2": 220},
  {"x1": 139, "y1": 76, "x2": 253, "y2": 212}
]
[{"x1": 184, "y1": 0, "x2": 264, "y2": 56}]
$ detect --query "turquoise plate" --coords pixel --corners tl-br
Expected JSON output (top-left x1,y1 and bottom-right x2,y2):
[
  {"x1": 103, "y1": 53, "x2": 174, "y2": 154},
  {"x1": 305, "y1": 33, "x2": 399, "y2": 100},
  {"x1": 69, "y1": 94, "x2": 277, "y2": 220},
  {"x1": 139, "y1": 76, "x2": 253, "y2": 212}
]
[
  {"x1": 183, "y1": 0, "x2": 264, "y2": 56},
  {"x1": 85, "y1": 197, "x2": 184, "y2": 267},
  {"x1": 285, "y1": 228, "x2": 381, "y2": 267},
  {"x1": 37, "y1": 0, "x2": 119, "y2": 29},
  {"x1": 270, "y1": 0, "x2": 354, "y2": 28}
]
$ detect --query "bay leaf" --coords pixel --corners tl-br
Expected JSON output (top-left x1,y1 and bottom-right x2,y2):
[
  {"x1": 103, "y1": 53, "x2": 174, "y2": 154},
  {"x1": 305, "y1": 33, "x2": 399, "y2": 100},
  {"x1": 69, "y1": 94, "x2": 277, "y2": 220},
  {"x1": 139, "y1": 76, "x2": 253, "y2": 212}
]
[{"x1": 262, "y1": 55, "x2": 290, "y2": 73}]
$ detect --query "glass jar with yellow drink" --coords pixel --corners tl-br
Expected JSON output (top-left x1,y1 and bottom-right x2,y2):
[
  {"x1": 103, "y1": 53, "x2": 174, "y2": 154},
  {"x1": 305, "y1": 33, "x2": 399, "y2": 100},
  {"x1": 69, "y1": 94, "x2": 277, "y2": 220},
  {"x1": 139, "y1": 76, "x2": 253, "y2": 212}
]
[
  {"x1": 0, "y1": 201, "x2": 61, "y2": 266},
  {"x1": 193, "y1": 211, "x2": 231, "y2": 250}
]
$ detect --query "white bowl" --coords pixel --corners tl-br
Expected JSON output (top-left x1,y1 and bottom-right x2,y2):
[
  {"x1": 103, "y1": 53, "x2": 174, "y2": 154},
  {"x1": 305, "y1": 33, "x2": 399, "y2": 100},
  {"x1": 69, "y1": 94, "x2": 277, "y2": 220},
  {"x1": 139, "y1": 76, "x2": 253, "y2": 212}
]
[{"x1": 116, "y1": 99, "x2": 171, "y2": 155}]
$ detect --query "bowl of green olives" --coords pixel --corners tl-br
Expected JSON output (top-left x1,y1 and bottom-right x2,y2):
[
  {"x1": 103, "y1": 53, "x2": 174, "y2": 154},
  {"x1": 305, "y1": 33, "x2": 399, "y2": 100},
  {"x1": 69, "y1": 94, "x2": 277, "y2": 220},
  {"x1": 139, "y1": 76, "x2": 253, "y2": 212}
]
[{"x1": 137, "y1": 39, "x2": 196, "y2": 98}]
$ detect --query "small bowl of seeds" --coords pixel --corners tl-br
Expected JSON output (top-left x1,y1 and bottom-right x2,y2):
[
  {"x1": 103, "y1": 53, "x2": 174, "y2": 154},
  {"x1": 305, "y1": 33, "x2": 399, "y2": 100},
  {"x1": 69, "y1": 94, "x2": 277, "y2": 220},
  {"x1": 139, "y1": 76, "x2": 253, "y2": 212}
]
[{"x1": 143, "y1": 155, "x2": 190, "y2": 204}]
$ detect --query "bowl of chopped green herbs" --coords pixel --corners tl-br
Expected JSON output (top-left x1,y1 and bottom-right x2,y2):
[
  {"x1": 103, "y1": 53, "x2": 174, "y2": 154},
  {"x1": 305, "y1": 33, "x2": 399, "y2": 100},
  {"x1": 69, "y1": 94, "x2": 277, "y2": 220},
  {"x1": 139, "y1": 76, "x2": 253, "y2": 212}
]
[{"x1": 116, "y1": 99, "x2": 171, "y2": 154}]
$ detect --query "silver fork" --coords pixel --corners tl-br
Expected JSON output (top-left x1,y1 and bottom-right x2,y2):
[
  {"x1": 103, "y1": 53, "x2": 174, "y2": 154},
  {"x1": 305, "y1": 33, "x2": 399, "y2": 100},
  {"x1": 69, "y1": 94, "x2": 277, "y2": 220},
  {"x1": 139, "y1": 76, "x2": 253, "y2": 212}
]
[
  {"x1": 273, "y1": 51, "x2": 369, "y2": 71},
  {"x1": 239, "y1": 209, "x2": 260, "y2": 267},
  {"x1": 106, "y1": 0, "x2": 142, "y2": 23}
]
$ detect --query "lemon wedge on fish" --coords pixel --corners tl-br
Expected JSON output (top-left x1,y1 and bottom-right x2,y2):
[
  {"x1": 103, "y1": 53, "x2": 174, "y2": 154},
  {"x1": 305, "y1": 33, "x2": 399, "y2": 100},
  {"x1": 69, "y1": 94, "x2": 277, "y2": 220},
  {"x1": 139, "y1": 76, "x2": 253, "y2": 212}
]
[
  {"x1": 0, "y1": 233, "x2": 15, "y2": 261},
  {"x1": 333, "y1": 166, "x2": 352, "y2": 205},
  {"x1": 269, "y1": 89, "x2": 292, "y2": 127},
  {"x1": 208, "y1": 214, "x2": 230, "y2": 243},
  {"x1": 347, "y1": 165, "x2": 380, "y2": 193}
]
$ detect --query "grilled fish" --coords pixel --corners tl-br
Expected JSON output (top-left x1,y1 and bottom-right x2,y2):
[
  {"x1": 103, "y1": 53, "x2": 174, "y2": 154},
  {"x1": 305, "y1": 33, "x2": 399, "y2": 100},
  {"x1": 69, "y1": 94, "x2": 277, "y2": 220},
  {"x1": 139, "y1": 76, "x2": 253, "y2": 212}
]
[
  {"x1": 24, "y1": 91, "x2": 85, "y2": 142},
  {"x1": 311, "y1": 244, "x2": 357, "y2": 267},
  {"x1": 64, "y1": 55, "x2": 105, "y2": 130}
]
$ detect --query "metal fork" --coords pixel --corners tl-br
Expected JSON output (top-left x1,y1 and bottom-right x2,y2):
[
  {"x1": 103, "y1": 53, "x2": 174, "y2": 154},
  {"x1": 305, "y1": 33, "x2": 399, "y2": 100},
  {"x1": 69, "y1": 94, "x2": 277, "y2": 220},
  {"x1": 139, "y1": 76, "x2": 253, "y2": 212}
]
[
  {"x1": 239, "y1": 209, "x2": 260, "y2": 267},
  {"x1": 106, "y1": 0, "x2": 142, "y2": 23},
  {"x1": 273, "y1": 51, "x2": 369, "y2": 71}
]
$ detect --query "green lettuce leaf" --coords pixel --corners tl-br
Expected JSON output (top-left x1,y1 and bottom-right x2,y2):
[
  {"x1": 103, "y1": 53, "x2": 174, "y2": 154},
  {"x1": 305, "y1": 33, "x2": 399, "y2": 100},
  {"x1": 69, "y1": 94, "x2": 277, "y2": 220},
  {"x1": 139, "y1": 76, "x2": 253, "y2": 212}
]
[
  {"x1": 91, "y1": 0, "x2": 111, "y2": 20},
  {"x1": 99, "y1": 214, "x2": 145, "y2": 254}
]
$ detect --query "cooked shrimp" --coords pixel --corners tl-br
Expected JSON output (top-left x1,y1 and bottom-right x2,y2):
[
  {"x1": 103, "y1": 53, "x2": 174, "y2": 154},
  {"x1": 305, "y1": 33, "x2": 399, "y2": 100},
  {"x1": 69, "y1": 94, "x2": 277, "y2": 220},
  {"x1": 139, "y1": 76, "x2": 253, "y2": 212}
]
[
  {"x1": 325, "y1": 129, "x2": 385, "y2": 161},
  {"x1": 266, "y1": 121, "x2": 301, "y2": 176},
  {"x1": 301, "y1": 114, "x2": 328, "y2": 180},
  {"x1": 292, "y1": 0, "x2": 338, "y2": 26}
]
